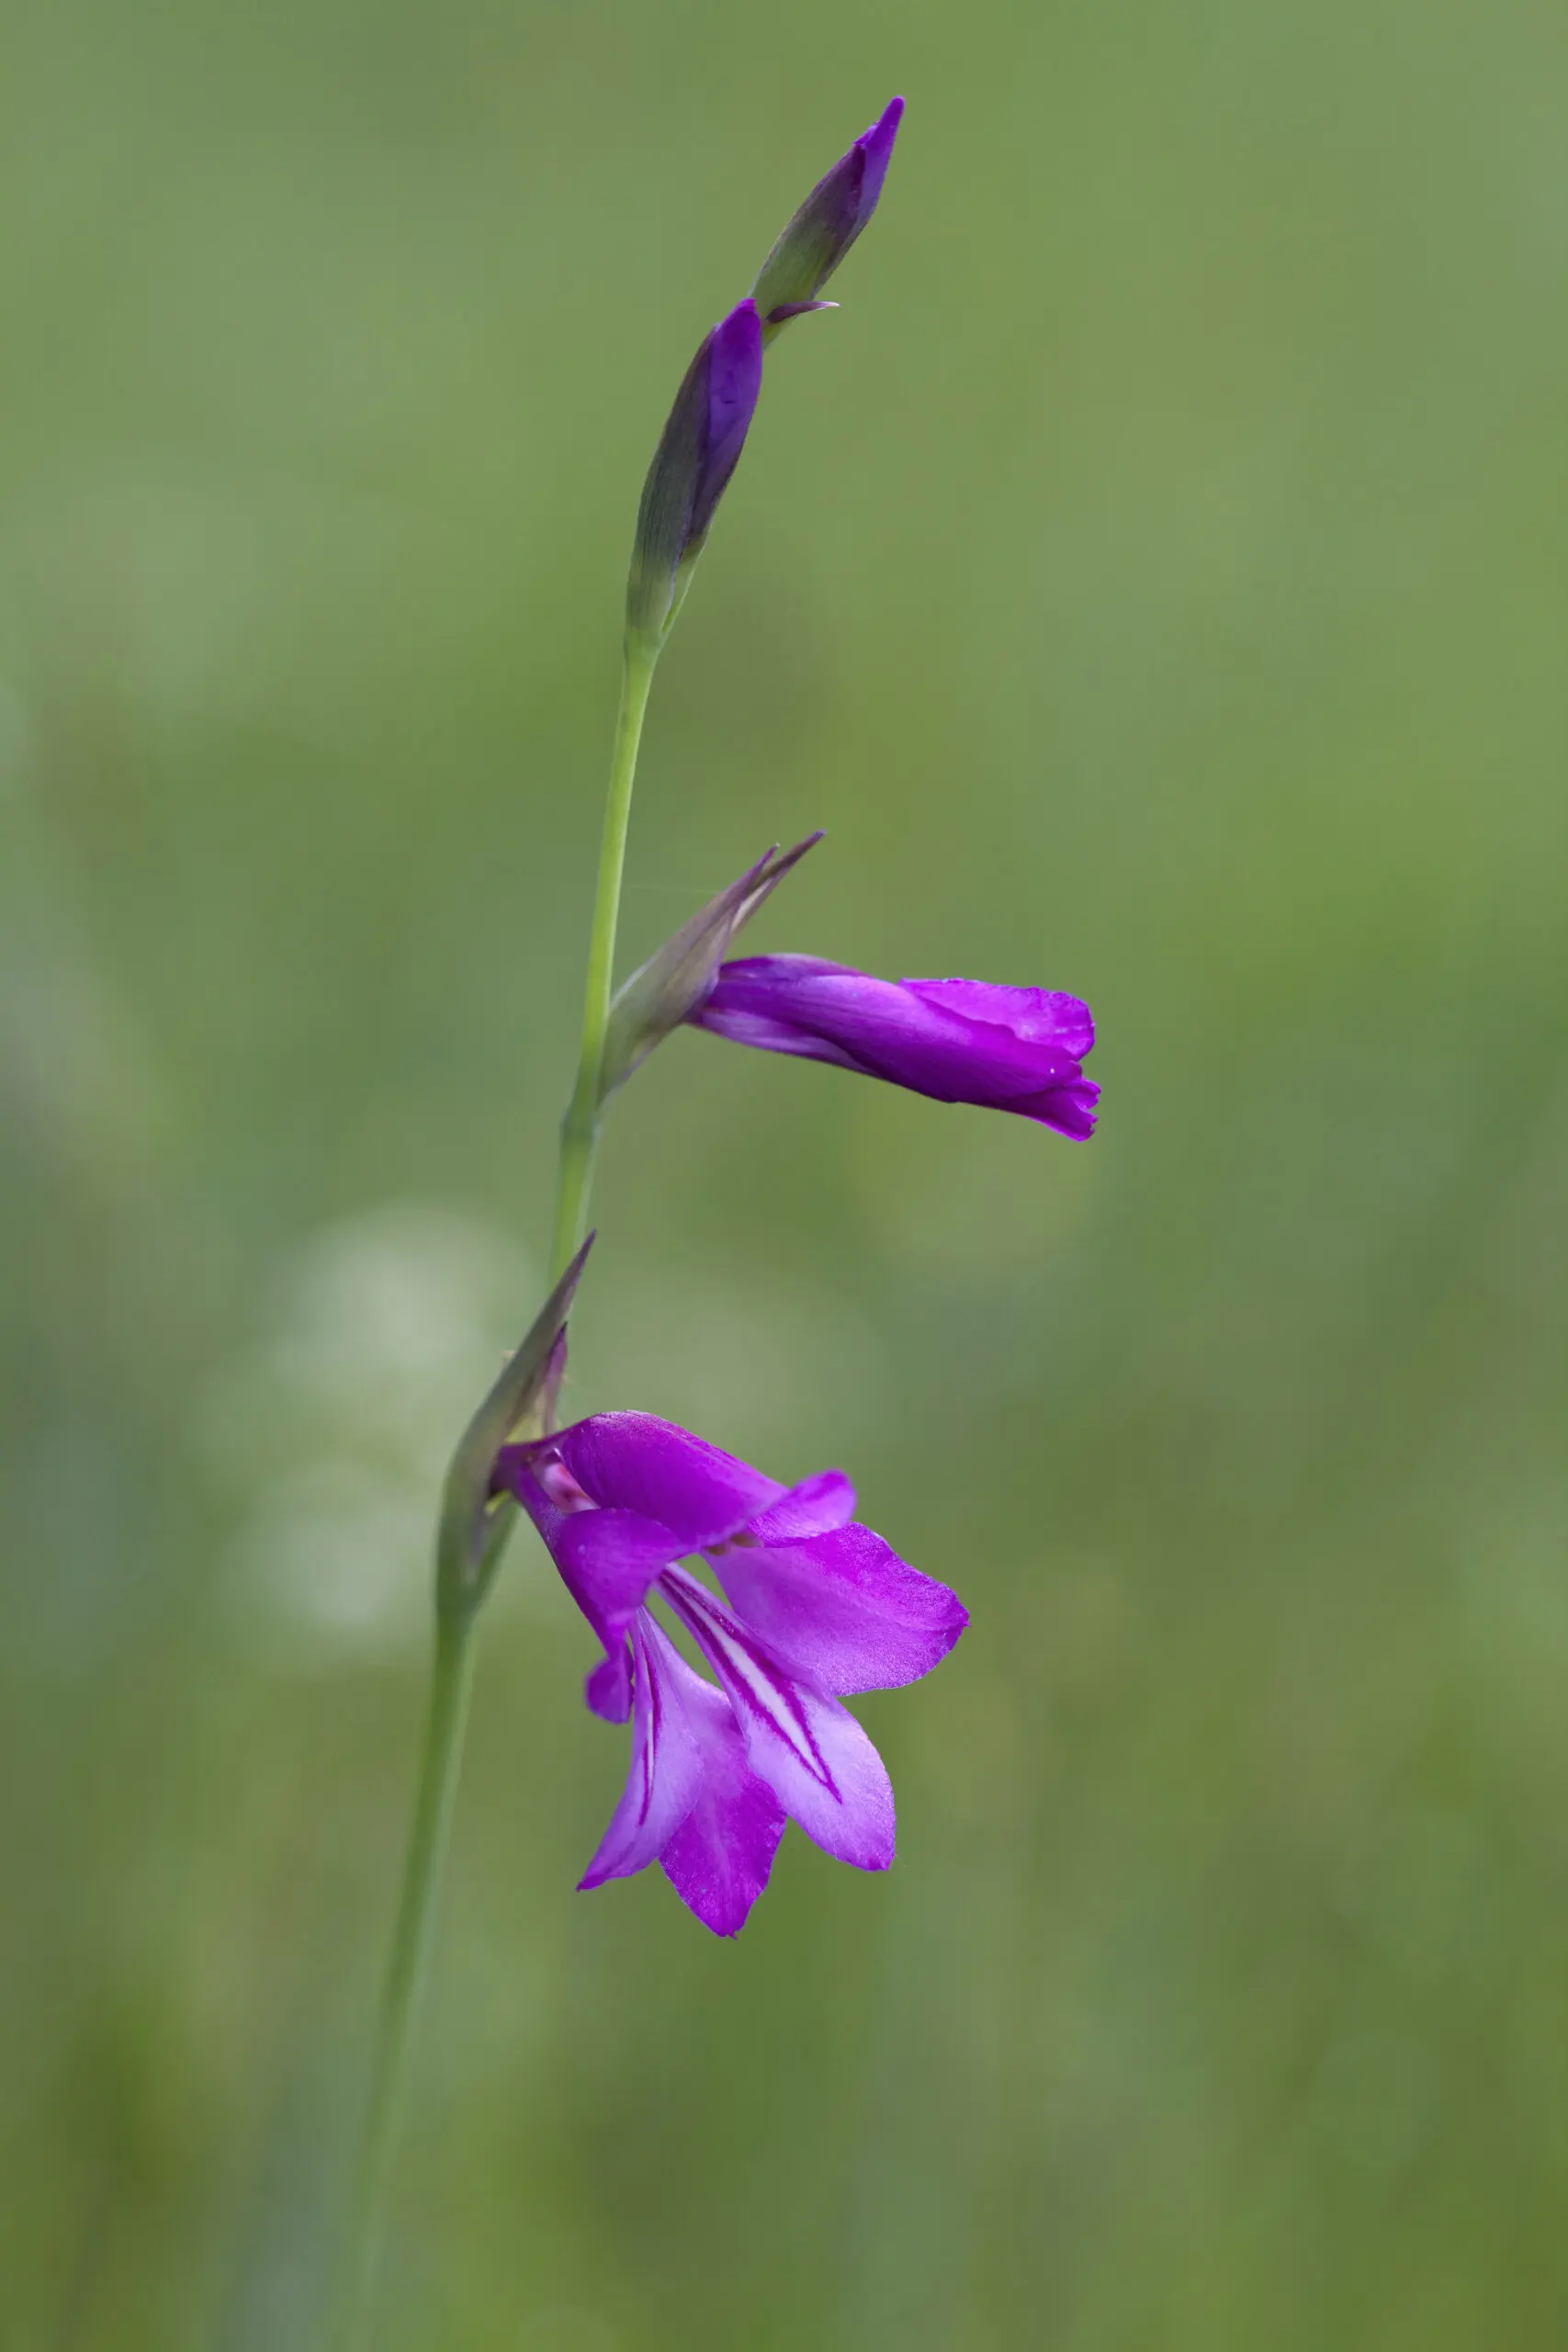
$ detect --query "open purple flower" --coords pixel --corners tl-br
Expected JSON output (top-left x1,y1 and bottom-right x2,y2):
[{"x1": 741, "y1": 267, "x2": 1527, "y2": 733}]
[
  {"x1": 689, "y1": 957, "x2": 1100, "y2": 1139},
  {"x1": 494, "y1": 1410, "x2": 965, "y2": 1935},
  {"x1": 751, "y1": 97, "x2": 905, "y2": 336},
  {"x1": 626, "y1": 298, "x2": 764, "y2": 645}
]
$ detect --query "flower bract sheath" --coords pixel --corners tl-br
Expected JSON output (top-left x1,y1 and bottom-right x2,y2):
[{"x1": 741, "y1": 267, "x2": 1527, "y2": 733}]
[
  {"x1": 599, "y1": 832, "x2": 822, "y2": 1098},
  {"x1": 435, "y1": 1235, "x2": 592, "y2": 1617},
  {"x1": 626, "y1": 299, "x2": 764, "y2": 648},
  {"x1": 750, "y1": 96, "x2": 904, "y2": 338},
  {"x1": 494, "y1": 1409, "x2": 966, "y2": 1935},
  {"x1": 689, "y1": 959, "x2": 1100, "y2": 1138}
]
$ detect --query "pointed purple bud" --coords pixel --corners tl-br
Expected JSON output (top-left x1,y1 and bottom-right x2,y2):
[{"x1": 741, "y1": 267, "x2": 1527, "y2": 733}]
[
  {"x1": 435, "y1": 1236, "x2": 593, "y2": 1615},
  {"x1": 750, "y1": 97, "x2": 905, "y2": 340},
  {"x1": 599, "y1": 832, "x2": 823, "y2": 1099},
  {"x1": 626, "y1": 299, "x2": 764, "y2": 647}
]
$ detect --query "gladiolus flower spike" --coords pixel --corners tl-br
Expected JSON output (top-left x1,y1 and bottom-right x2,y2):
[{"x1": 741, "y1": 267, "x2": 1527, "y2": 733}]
[
  {"x1": 495, "y1": 1409, "x2": 967, "y2": 1936},
  {"x1": 691, "y1": 958, "x2": 1100, "y2": 1139}
]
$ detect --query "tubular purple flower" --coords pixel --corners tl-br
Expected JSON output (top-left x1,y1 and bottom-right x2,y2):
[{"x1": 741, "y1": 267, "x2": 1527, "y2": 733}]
[
  {"x1": 751, "y1": 97, "x2": 906, "y2": 337},
  {"x1": 626, "y1": 298, "x2": 764, "y2": 647},
  {"x1": 493, "y1": 1408, "x2": 966, "y2": 1935},
  {"x1": 688, "y1": 958, "x2": 1100, "y2": 1138}
]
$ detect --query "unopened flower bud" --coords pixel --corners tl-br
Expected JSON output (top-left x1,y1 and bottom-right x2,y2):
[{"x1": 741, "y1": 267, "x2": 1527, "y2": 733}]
[
  {"x1": 626, "y1": 299, "x2": 763, "y2": 649},
  {"x1": 750, "y1": 97, "x2": 904, "y2": 339},
  {"x1": 436, "y1": 1236, "x2": 593, "y2": 1615},
  {"x1": 690, "y1": 963, "x2": 1100, "y2": 1138},
  {"x1": 599, "y1": 833, "x2": 822, "y2": 1099}
]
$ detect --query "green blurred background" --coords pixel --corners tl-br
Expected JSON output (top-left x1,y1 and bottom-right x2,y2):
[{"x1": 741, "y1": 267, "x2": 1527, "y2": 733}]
[{"x1": 5, "y1": 0, "x2": 1567, "y2": 2344}]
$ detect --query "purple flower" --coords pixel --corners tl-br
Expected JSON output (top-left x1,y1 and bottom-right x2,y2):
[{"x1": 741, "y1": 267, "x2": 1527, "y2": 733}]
[
  {"x1": 689, "y1": 957, "x2": 1100, "y2": 1139},
  {"x1": 494, "y1": 1411, "x2": 966, "y2": 1935},
  {"x1": 751, "y1": 96, "x2": 905, "y2": 336},
  {"x1": 626, "y1": 298, "x2": 764, "y2": 645}
]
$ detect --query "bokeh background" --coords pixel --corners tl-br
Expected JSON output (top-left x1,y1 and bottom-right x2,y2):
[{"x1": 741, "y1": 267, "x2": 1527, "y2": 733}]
[{"x1": 5, "y1": 0, "x2": 1568, "y2": 2344}]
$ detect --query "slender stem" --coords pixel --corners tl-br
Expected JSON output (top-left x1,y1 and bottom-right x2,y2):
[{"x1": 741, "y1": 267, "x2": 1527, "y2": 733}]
[
  {"x1": 333, "y1": 632, "x2": 660, "y2": 2350},
  {"x1": 548, "y1": 636, "x2": 660, "y2": 1278},
  {"x1": 331, "y1": 1606, "x2": 478, "y2": 2352}
]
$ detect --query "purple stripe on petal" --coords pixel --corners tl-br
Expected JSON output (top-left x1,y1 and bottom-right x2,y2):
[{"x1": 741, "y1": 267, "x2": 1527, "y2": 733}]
[
  {"x1": 650, "y1": 1621, "x2": 788, "y2": 1936},
  {"x1": 711, "y1": 1521, "x2": 967, "y2": 1697},
  {"x1": 579, "y1": 1613, "x2": 705, "y2": 1890},
  {"x1": 661, "y1": 1566, "x2": 895, "y2": 1871},
  {"x1": 553, "y1": 1506, "x2": 685, "y2": 1718}
]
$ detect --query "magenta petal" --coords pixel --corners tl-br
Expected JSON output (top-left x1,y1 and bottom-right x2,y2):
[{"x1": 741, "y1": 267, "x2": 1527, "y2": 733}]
[
  {"x1": 554, "y1": 1506, "x2": 679, "y2": 1599},
  {"x1": 852, "y1": 96, "x2": 904, "y2": 232},
  {"x1": 712, "y1": 1522, "x2": 967, "y2": 1696},
  {"x1": 662, "y1": 1567, "x2": 896, "y2": 1871},
  {"x1": 902, "y1": 977, "x2": 1095, "y2": 1060},
  {"x1": 693, "y1": 955, "x2": 1099, "y2": 1126},
  {"x1": 651, "y1": 1625, "x2": 787, "y2": 1936},
  {"x1": 1011, "y1": 1076, "x2": 1101, "y2": 1139},
  {"x1": 579, "y1": 1614, "x2": 704, "y2": 1890},
  {"x1": 496, "y1": 1452, "x2": 674, "y2": 1720},
  {"x1": 747, "y1": 1469, "x2": 857, "y2": 1543},
  {"x1": 553, "y1": 1506, "x2": 684, "y2": 1719},
  {"x1": 586, "y1": 1646, "x2": 633, "y2": 1723},
  {"x1": 690, "y1": 1001, "x2": 867, "y2": 1070},
  {"x1": 690, "y1": 299, "x2": 764, "y2": 547},
  {"x1": 556, "y1": 1412, "x2": 784, "y2": 1548},
  {"x1": 696, "y1": 958, "x2": 1034, "y2": 1101}
]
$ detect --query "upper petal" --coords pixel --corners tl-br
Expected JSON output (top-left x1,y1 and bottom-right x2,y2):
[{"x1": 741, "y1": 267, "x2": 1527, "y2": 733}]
[
  {"x1": 555, "y1": 1412, "x2": 784, "y2": 1549},
  {"x1": 661, "y1": 1566, "x2": 895, "y2": 1871},
  {"x1": 711, "y1": 1521, "x2": 967, "y2": 1695},
  {"x1": 579, "y1": 1612, "x2": 705, "y2": 1891},
  {"x1": 901, "y1": 977, "x2": 1095, "y2": 1061}
]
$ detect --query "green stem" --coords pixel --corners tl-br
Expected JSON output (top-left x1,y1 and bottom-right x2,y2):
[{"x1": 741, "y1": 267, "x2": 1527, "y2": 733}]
[
  {"x1": 332, "y1": 635, "x2": 661, "y2": 2347},
  {"x1": 331, "y1": 1606, "x2": 478, "y2": 2352},
  {"x1": 548, "y1": 636, "x2": 660, "y2": 1278}
]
